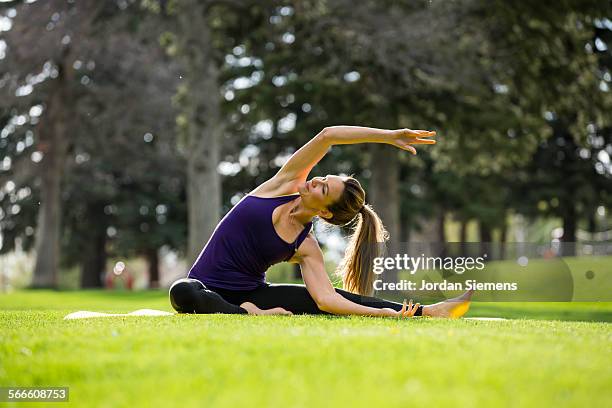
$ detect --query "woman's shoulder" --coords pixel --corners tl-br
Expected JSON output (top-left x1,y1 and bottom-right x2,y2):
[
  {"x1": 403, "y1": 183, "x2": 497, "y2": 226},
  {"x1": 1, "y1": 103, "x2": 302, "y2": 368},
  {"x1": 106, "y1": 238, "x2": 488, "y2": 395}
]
[{"x1": 293, "y1": 233, "x2": 322, "y2": 258}]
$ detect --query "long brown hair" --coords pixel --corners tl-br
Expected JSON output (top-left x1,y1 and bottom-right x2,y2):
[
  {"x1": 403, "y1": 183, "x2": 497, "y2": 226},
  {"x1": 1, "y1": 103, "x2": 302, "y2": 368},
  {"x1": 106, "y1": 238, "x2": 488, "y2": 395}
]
[{"x1": 324, "y1": 177, "x2": 388, "y2": 296}]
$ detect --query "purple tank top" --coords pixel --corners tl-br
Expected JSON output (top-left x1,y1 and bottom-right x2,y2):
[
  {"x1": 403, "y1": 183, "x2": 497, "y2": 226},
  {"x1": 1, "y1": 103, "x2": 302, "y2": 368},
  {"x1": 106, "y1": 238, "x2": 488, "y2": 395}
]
[{"x1": 187, "y1": 194, "x2": 313, "y2": 290}]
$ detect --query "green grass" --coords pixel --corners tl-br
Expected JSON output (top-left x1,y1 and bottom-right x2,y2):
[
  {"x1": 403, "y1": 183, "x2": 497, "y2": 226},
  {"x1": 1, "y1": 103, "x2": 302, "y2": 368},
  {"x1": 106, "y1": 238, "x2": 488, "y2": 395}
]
[{"x1": 1, "y1": 290, "x2": 611, "y2": 407}]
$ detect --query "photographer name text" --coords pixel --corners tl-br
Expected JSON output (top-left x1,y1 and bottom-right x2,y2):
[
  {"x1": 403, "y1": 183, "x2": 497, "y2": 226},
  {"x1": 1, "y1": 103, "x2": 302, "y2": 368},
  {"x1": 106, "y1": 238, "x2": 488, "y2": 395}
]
[{"x1": 373, "y1": 279, "x2": 518, "y2": 291}]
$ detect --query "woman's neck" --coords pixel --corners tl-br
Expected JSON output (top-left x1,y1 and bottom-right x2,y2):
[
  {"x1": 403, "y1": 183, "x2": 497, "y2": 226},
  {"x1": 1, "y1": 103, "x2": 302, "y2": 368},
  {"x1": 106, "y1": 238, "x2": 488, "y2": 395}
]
[{"x1": 287, "y1": 197, "x2": 317, "y2": 226}]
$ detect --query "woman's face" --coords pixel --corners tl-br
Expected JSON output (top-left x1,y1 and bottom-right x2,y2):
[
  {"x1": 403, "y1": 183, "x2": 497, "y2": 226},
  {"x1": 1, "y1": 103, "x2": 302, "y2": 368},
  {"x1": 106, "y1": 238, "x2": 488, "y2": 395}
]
[{"x1": 298, "y1": 175, "x2": 345, "y2": 218}]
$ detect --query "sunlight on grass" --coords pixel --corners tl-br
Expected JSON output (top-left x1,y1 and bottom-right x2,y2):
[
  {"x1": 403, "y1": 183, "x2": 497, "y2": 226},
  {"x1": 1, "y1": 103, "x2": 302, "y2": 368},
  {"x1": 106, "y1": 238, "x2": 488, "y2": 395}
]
[{"x1": 1, "y1": 290, "x2": 611, "y2": 406}]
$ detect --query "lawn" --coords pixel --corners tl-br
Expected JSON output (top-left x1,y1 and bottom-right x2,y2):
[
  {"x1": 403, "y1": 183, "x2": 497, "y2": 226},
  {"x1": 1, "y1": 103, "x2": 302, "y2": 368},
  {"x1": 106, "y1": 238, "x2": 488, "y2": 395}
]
[{"x1": 1, "y1": 290, "x2": 611, "y2": 407}]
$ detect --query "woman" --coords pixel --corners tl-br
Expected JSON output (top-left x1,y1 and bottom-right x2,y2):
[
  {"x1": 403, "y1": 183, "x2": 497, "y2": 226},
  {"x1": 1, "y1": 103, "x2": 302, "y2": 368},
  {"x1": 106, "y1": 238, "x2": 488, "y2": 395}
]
[{"x1": 169, "y1": 125, "x2": 473, "y2": 318}]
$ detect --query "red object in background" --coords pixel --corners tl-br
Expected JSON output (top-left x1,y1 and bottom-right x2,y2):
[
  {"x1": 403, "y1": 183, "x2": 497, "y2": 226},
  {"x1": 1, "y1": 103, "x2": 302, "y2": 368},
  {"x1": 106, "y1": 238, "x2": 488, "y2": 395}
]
[
  {"x1": 543, "y1": 248, "x2": 556, "y2": 259},
  {"x1": 105, "y1": 269, "x2": 134, "y2": 290}
]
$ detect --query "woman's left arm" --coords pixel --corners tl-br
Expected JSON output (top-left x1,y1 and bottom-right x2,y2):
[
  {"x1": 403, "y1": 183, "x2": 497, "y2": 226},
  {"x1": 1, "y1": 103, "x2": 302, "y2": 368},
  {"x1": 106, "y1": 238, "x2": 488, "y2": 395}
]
[
  {"x1": 294, "y1": 235, "x2": 419, "y2": 318},
  {"x1": 275, "y1": 126, "x2": 436, "y2": 185}
]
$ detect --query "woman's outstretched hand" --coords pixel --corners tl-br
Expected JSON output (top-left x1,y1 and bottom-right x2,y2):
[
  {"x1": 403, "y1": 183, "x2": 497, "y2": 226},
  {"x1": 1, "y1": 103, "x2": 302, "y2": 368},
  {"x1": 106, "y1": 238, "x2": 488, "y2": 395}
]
[
  {"x1": 379, "y1": 299, "x2": 420, "y2": 318},
  {"x1": 389, "y1": 128, "x2": 436, "y2": 155}
]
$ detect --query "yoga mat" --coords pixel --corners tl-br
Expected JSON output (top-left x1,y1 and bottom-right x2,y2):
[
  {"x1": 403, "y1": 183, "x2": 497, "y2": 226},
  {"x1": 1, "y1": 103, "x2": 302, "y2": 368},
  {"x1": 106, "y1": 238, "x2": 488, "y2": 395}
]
[
  {"x1": 63, "y1": 310, "x2": 505, "y2": 320},
  {"x1": 64, "y1": 309, "x2": 174, "y2": 320}
]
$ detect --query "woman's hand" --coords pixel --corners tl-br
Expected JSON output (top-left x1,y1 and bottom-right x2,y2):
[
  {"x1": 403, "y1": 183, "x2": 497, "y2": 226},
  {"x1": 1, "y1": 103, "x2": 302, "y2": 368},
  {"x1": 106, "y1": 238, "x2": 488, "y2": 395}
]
[
  {"x1": 389, "y1": 128, "x2": 436, "y2": 155},
  {"x1": 379, "y1": 299, "x2": 420, "y2": 318}
]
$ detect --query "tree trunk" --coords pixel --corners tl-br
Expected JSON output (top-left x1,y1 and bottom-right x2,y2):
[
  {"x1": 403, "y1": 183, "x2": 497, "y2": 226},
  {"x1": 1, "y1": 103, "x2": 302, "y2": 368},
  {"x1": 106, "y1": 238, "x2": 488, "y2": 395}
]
[
  {"x1": 435, "y1": 210, "x2": 448, "y2": 258},
  {"x1": 479, "y1": 221, "x2": 492, "y2": 260},
  {"x1": 587, "y1": 211, "x2": 596, "y2": 235},
  {"x1": 369, "y1": 145, "x2": 399, "y2": 240},
  {"x1": 561, "y1": 204, "x2": 577, "y2": 256},
  {"x1": 459, "y1": 219, "x2": 468, "y2": 256},
  {"x1": 31, "y1": 67, "x2": 71, "y2": 289},
  {"x1": 369, "y1": 145, "x2": 399, "y2": 282},
  {"x1": 178, "y1": 2, "x2": 222, "y2": 264},
  {"x1": 400, "y1": 211, "x2": 411, "y2": 242},
  {"x1": 79, "y1": 201, "x2": 107, "y2": 288},
  {"x1": 499, "y1": 218, "x2": 508, "y2": 260},
  {"x1": 187, "y1": 140, "x2": 221, "y2": 264},
  {"x1": 437, "y1": 211, "x2": 446, "y2": 243},
  {"x1": 146, "y1": 247, "x2": 160, "y2": 289},
  {"x1": 558, "y1": 126, "x2": 577, "y2": 256}
]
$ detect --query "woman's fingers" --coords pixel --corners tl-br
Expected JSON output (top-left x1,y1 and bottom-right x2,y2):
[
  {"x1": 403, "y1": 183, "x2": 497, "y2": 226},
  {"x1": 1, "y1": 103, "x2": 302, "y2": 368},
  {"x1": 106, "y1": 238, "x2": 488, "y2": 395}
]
[
  {"x1": 399, "y1": 299, "x2": 412, "y2": 318},
  {"x1": 396, "y1": 143, "x2": 417, "y2": 155},
  {"x1": 404, "y1": 129, "x2": 436, "y2": 138},
  {"x1": 414, "y1": 130, "x2": 436, "y2": 138},
  {"x1": 406, "y1": 145, "x2": 418, "y2": 154},
  {"x1": 409, "y1": 138, "x2": 436, "y2": 145},
  {"x1": 400, "y1": 299, "x2": 407, "y2": 316},
  {"x1": 396, "y1": 299, "x2": 420, "y2": 318},
  {"x1": 393, "y1": 130, "x2": 437, "y2": 153},
  {"x1": 409, "y1": 303, "x2": 420, "y2": 317}
]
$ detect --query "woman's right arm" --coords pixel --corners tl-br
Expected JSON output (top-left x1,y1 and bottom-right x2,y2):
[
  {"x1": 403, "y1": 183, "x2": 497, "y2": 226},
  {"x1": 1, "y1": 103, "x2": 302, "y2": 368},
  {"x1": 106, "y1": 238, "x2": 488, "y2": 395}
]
[
  {"x1": 295, "y1": 236, "x2": 418, "y2": 318},
  {"x1": 251, "y1": 126, "x2": 435, "y2": 197}
]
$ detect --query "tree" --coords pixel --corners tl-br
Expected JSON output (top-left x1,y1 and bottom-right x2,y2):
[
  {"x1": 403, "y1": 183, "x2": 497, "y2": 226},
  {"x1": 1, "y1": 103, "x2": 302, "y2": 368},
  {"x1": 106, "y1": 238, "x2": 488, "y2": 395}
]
[
  {"x1": 480, "y1": 1, "x2": 612, "y2": 252},
  {"x1": 1, "y1": 0, "x2": 183, "y2": 288},
  {"x1": 58, "y1": 3, "x2": 182, "y2": 288},
  {"x1": 0, "y1": 0, "x2": 112, "y2": 287}
]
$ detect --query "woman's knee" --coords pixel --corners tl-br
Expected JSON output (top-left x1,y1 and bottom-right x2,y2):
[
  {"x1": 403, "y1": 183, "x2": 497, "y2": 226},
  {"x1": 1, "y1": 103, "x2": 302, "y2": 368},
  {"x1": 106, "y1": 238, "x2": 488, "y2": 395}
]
[{"x1": 169, "y1": 279, "x2": 203, "y2": 313}]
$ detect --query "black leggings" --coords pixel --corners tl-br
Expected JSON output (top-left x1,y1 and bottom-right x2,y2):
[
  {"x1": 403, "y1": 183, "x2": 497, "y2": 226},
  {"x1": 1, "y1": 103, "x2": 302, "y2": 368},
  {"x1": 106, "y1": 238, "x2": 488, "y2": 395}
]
[{"x1": 169, "y1": 278, "x2": 423, "y2": 316}]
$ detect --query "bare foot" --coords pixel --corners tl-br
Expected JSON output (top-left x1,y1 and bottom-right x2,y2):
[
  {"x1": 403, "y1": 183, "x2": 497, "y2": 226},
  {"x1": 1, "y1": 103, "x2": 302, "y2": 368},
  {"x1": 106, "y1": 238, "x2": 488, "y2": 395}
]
[
  {"x1": 240, "y1": 302, "x2": 293, "y2": 316},
  {"x1": 422, "y1": 290, "x2": 474, "y2": 318}
]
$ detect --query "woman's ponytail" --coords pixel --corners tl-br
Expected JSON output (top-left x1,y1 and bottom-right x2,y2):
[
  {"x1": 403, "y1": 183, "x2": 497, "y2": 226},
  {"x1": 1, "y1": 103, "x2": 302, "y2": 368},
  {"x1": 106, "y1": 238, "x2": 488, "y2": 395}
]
[
  {"x1": 335, "y1": 204, "x2": 388, "y2": 296},
  {"x1": 325, "y1": 177, "x2": 388, "y2": 296}
]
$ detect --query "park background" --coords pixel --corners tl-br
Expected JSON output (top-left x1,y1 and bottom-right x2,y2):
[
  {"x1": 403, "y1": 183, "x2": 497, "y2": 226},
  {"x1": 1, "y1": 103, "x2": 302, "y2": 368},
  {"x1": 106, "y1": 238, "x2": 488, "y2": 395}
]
[
  {"x1": 1, "y1": 1, "x2": 612, "y2": 407},
  {"x1": 0, "y1": 0, "x2": 611, "y2": 291}
]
